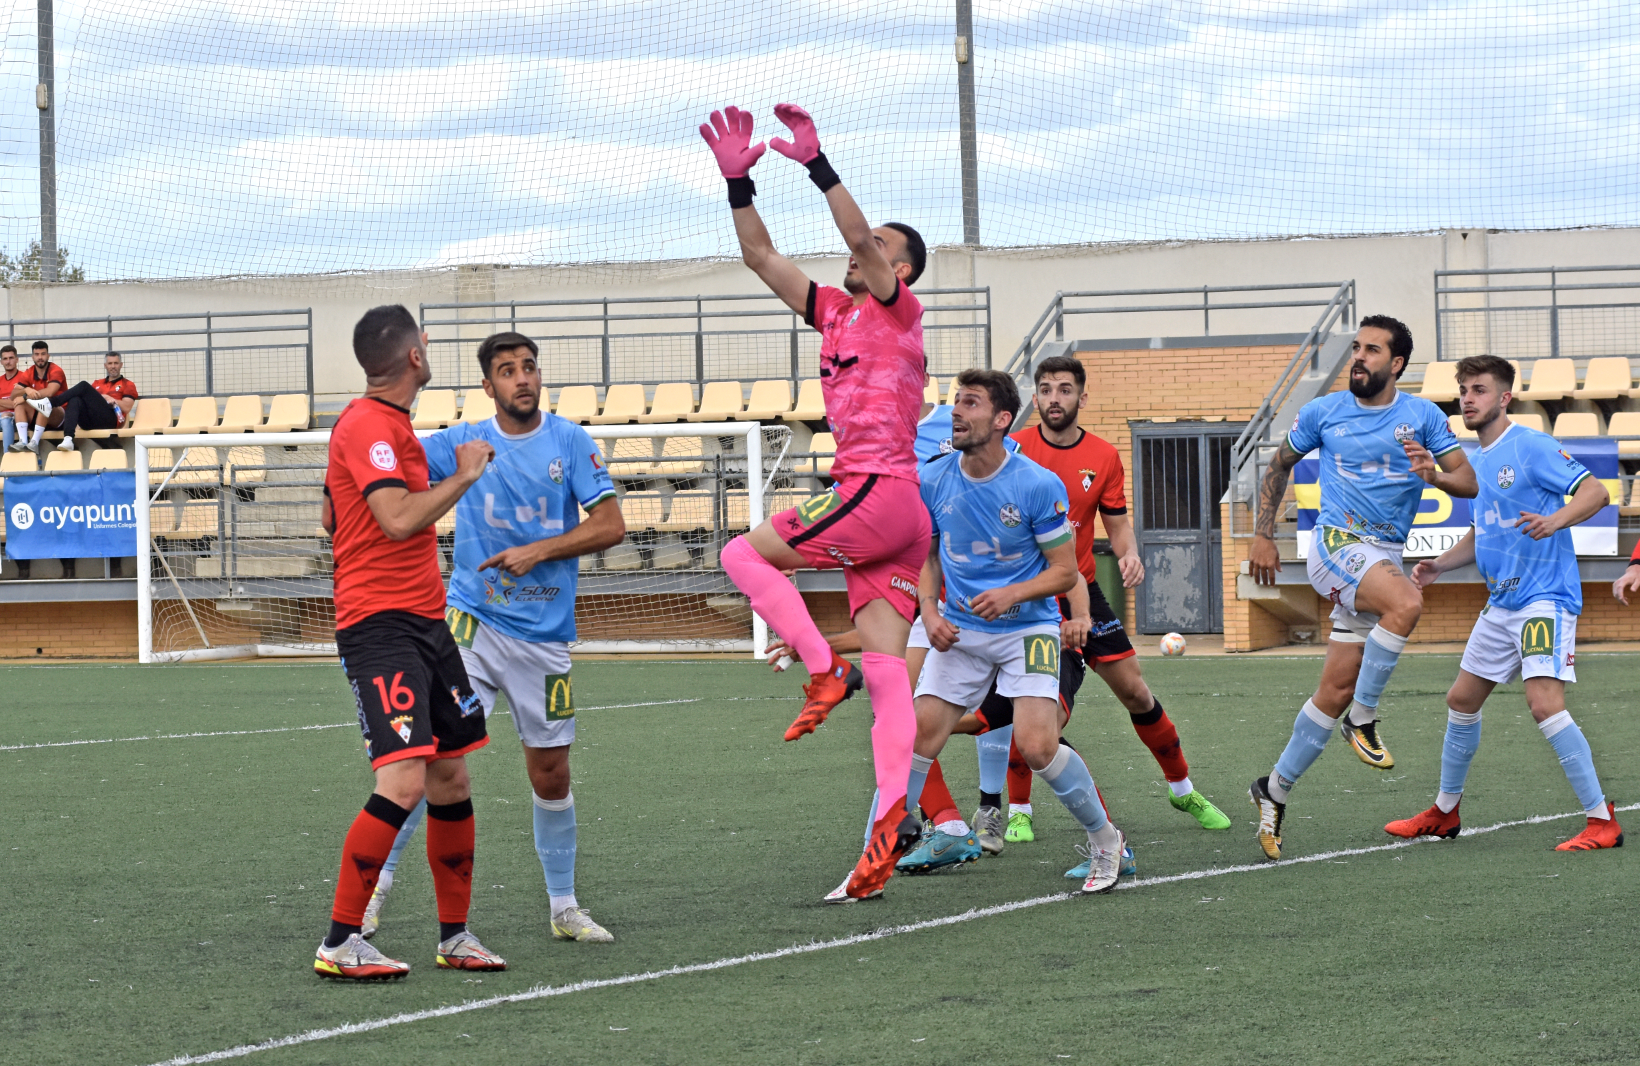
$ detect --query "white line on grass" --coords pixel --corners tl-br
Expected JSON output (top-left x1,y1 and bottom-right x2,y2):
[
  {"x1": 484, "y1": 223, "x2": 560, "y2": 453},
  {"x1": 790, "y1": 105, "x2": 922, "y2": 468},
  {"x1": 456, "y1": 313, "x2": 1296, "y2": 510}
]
[{"x1": 141, "y1": 801, "x2": 1640, "y2": 1066}]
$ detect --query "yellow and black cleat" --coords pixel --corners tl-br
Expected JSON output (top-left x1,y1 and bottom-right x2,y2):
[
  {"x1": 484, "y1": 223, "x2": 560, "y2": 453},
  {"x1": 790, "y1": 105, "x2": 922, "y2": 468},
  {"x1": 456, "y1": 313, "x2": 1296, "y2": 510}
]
[{"x1": 1341, "y1": 716, "x2": 1394, "y2": 769}]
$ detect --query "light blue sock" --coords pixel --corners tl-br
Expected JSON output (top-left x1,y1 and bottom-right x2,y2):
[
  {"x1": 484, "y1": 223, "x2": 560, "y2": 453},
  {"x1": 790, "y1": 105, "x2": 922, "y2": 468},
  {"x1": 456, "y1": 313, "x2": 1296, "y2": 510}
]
[
  {"x1": 1540, "y1": 712, "x2": 1607, "y2": 815},
  {"x1": 905, "y1": 754, "x2": 932, "y2": 816},
  {"x1": 1352, "y1": 624, "x2": 1409, "y2": 715},
  {"x1": 1035, "y1": 745, "x2": 1109, "y2": 833},
  {"x1": 1270, "y1": 700, "x2": 1337, "y2": 801},
  {"x1": 533, "y1": 791, "x2": 578, "y2": 911},
  {"x1": 0, "y1": 417, "x2": 13, "y2": 452},
  {"x1": 976, "y1": 726, "x2": 1012, "y2": 796},
  {"x1": 381, "y1": 796, "x2": 425, "y2": 877},
  {"x1": 1438, "y1": 709, "x2": 1482, "y2": 800}
]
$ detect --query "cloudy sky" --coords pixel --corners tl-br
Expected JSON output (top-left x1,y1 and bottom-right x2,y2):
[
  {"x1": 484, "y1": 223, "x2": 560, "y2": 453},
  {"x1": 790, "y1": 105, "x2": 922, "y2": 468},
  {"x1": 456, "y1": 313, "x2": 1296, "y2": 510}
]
[{"x1": 0, "y1": 0, "x2": 1636, "y2": 279}]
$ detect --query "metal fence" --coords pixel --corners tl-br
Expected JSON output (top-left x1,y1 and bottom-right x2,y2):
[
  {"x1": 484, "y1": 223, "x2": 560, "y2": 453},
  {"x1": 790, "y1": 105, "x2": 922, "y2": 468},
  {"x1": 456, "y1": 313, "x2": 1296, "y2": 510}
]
[
  {"x1": 0, "y1": 310, "x2": 313, "y2": 399},
  {"x1": 1435, "y1": 265, "x2": 1640, "y2": 363},
  {"x1": 420, "y1": 289, "x2": 991, "y2": 392}
]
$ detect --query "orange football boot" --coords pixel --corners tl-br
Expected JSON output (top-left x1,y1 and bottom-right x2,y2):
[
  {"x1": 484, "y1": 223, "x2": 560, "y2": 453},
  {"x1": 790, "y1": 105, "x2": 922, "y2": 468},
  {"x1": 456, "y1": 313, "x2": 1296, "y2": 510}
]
[
  {"x1": 785, "y1": 653, "x2": 863, "y2": 741},
  {"x1": 1384, "y1": 802, "x2": 1462, "y2": 839},
  {"x1": 847, "y1": 799, "x2": 921, "y2": 899},
  {"x1": 1555, "y1": 802, "x2": 1624, "y2": 851}
]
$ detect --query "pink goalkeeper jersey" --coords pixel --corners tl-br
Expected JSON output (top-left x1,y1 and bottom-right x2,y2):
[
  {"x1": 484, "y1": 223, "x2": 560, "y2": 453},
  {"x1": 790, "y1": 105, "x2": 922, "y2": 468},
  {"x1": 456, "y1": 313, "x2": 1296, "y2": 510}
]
[{"x1": 805, "y1": 280, "x2": 925, "y2": 481}]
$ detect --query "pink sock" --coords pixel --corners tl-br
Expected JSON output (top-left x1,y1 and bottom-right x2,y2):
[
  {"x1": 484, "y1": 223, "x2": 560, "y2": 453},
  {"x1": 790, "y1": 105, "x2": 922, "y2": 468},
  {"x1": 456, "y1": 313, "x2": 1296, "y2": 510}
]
[
  {"x1": 721, "y1": 536, "x2": 833, "y2": 676},
  {"x1": 863, "y1": 652, "x2": 915, "y2": 813}
]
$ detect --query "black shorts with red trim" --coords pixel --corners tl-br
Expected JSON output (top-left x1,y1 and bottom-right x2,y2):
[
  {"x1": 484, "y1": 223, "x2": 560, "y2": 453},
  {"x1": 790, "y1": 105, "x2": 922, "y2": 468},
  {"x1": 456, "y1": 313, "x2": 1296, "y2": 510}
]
[
  {"x1": 973, "y1": 646, "x2": 1086, "y2": 732},
  {"x1": 337, "y1": 610, "x2": 489, "y2": 769},
  {"x1": 1059, "y1": 578, "x2": 1136, "y2": 665}
]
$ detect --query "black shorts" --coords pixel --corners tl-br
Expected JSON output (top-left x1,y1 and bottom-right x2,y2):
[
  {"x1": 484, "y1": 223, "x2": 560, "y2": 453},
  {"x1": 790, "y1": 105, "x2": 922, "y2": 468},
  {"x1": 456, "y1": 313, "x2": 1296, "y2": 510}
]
[
  {"x1": 1060, "y1": 579, "x2": 1136, "y2": 666},
  {"x1": 337, "y1": 610, "x2": 488, "y2": 769},
  {"x1": 973, "y1": 646, "x2": 1086, "y2": 731}
]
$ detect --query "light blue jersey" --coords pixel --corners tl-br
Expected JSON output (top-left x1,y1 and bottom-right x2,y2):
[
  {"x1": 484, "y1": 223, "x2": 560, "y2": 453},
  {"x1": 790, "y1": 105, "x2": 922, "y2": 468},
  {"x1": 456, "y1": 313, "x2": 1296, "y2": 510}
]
[
  {"x1": 1287, "y1": 389, "x2": 1461, "y2": 544},
  {"x1": 424, "y1": 414, "x2": 616, "y2": 644},
  {"x1": 1470, "y1": 422, "x2": 1591, "y2": 614},
  {"x1": 921, "y1": 450, "x2": 1074, "y2": 633},
  {"x1": 915, "y1": 405, "x2": 1019, "y2": 464}
]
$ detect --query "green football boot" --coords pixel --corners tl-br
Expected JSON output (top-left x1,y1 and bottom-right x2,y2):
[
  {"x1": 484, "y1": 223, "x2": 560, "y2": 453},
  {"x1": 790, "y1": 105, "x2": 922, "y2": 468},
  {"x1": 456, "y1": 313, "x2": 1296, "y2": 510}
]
[
  {"x1": 1004, "y1": 811, "x2": 1035, "y2": 844},
  {"x1": 1170, "y1": 789, "x2": 1233, "y2": 830}
]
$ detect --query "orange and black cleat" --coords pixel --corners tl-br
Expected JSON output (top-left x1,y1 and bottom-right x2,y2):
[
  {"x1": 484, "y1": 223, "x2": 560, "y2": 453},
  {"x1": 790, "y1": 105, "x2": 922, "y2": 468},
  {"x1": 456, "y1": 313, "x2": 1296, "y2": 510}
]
[
  {"x1": 1555, "y1": 802, "x2": 1624, "y2": 851},
  {"x1": 847, "y1": 799, "x2": 922, "y2": 899},
  {"x1": 1384, "y1": 803, "x2": 1462, "y2": 840},
  {"x1": 785, "y1": 654, "x2": 863, "y2": 741}
]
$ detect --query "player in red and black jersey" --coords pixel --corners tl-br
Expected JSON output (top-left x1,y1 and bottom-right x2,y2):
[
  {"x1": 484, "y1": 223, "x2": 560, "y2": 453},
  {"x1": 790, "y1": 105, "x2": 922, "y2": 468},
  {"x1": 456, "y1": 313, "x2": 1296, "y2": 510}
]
[
  {"x1": 6, "y1": 341, "x2": 66, "y2": 453},
  {"x1": 1005, "y1": 355, "x2": 1233, "y2": 836},
  {"x1": 313, "y1": 304, "x2": 504, "y2": 981}
]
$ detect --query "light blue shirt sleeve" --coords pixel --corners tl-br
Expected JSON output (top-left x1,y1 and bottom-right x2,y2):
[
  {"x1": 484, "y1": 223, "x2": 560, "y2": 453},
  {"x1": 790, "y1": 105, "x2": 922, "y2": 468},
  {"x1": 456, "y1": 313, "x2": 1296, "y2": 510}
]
[
  {"x1": 1286, "y1": 399, "x2": 1322, "y2": 455},
  {"x1": 422, "y1": 424, "x2": 462, "y2": 483},
  {"x1": 1530, "y1": 433, "x2": 1592, "y2": 497},
  {"x1": 1423, "y1": 401, "x2": 1461, "y2": 456},
  {"x1": 1029, "y1": 469, "x2": 1074, "y2": 547},
  {"x1": 920, "y1": 470, "x2": 942, "y2": 538},
  {"x1": 565, "y1": 424, "x2": 616, "y2": 509}
]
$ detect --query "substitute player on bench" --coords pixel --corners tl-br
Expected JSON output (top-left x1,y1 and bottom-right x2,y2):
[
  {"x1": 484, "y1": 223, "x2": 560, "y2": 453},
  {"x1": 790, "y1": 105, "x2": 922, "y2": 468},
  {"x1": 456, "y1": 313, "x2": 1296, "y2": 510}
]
[
  {"x1": 702, "y1": 104, "x2": 932, "y2": 895},
  {"x1": 1247, "y1": 315, "x2": 1477, "y2": 860},
  {"x1": 1387, "y1": 355, "x2": 1621, "y2": 850},
  {"x1": 314, "y1": 304, "x2": 503, "y2": 981}
]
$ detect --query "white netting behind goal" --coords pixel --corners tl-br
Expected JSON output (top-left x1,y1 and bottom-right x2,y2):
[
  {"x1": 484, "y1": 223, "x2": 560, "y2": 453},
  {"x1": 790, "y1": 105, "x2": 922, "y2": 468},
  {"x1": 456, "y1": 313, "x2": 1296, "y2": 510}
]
[{"x1": 138, "y1": 424, "x2": 803, "y2": 662}]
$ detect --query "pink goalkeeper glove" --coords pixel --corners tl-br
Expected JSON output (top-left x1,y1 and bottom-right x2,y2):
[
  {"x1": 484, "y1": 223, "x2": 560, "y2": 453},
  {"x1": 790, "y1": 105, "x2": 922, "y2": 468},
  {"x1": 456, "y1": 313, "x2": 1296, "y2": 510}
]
[
  {"x1": 769, "y1": 103, "x2": 821, "y2": 163},
  {"x1": 699, "y1": 107, "x2": 767, "y2": 179}
]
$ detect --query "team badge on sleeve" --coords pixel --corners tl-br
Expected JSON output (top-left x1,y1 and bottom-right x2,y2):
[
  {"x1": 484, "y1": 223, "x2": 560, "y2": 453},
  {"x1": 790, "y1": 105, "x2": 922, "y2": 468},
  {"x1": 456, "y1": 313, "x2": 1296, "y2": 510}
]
[{"x1": 369, "y1": 441, "x2": 397, "y2": 471}]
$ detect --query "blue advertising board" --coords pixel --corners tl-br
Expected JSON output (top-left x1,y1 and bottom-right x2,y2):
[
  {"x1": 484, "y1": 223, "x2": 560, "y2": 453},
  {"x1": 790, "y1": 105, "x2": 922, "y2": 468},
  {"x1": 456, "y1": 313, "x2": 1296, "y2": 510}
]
[{"x1": 4, "y1": 470, "x2": 138, "y2": 559}]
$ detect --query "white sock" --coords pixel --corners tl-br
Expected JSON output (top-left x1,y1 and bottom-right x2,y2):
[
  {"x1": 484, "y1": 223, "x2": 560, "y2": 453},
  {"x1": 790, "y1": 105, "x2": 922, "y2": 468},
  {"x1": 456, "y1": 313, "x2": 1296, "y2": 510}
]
[
  {"x1": 1347, "y1": 701, "x2": 1378, "y2": 726},
  {"x1": 550, "y1": 893, "x2": 579, "y2": 915},
  {"x1": 1265, "y1": 775, "x2": 1291, "y2": 803},
  {"x1": 1435, "y1": 791, "x2": 1461, "y2": 813},
  {"x1": 375, "y1": 869, "x2": 394, "y2": 893},
  {"x1": 936, "y1": 819, "x2": 971, "y2": 837},
  {"x1": 1168, "y1": 777, "x2": 1194, "y2": 798},
  {"x1": 1586, "y1": 803, "x2": 1612, "y2": 821},
  {"x1": 29, "y1": 423, "x2": 43, "y2": 444},
  {"x1": 1009, "y1": 803, "x2": 1033, "y2": 818},
  {"x1": 1088, "y1": 821, "x2": 1121, "y2": 852}
]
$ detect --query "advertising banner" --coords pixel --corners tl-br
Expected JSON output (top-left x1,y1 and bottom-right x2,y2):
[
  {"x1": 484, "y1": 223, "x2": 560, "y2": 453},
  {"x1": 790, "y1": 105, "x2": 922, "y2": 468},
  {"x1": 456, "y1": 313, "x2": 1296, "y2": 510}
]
[{"x1": 4, "y1": 471, "x2": 139, "y2": 559}]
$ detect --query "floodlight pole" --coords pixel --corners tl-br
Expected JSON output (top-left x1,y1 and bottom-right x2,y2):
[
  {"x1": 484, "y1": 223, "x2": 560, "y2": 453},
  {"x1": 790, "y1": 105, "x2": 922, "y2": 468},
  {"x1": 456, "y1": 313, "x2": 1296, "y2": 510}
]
[
  {"x1": 955, "y1": 0, "x2": 979, "y2": 245},
  {"x1": 37, "y1": 0, "x2": 58, "y2": 282}
]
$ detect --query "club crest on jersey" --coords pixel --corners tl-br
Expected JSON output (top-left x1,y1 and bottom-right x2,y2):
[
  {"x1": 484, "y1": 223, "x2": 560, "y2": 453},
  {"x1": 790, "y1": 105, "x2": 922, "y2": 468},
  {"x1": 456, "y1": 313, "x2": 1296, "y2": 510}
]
[
  {"x1": 999, "y1": 503, "x2": 1023, "y2": 528},
  {"x1": 548, "y1": 457, "x2": 564, "y2": 484},
  {"x1": 939, "y1": 437, "x2": 954, "y2": 454},
  {"x1": 1080, "y1": 469, "x2": 1095, "y2": 492},
  {"x1": 483, "y1": 571, "x2": 517, "y2": 606},
  {"x1": 389, "y1": 715, "x2": 413, "y2": 743},
  {"x1": 369, "y1": 441, "x2": 397, "y2": 471},
  {"x1": 1393, "y1": 423, "x2": 1416, "y2": 443},
  {"x1": 847, "y1": 308, "x2": 861, "y2": 327},
  {"x1": 1497, "y1": 465, "x2": 1516, "y2": 489}
]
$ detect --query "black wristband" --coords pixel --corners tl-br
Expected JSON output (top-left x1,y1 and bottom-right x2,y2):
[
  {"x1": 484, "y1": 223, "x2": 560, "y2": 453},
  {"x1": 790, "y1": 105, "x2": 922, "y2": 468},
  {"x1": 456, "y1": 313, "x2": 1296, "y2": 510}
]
[
  {"x1": 726, "y1": 176, "x2": 756, "y2": 209},
  {"x1": 1628, "y1": 559, "x2": 1640, "y2": 570},
  {"x1": 805, "y1": 152, "x2": 841, "y2": 193}
]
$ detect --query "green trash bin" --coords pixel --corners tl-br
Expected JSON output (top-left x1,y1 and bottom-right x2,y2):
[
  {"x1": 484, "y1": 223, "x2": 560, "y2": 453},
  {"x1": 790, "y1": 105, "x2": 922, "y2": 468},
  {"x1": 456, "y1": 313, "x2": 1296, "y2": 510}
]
[{"x1": 1092, "y1": 541, "x2": 1126, "y2": 620}]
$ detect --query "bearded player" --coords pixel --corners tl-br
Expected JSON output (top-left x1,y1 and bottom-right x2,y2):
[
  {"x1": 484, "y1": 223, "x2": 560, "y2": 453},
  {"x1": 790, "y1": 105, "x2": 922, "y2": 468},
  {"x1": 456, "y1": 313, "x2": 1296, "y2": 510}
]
[
  {"x1": 701, "y1": 103, "x2": 930, "y2": 897},
  {"x1": 314, "y1": 305, "x2": 504, "y2": 980}
]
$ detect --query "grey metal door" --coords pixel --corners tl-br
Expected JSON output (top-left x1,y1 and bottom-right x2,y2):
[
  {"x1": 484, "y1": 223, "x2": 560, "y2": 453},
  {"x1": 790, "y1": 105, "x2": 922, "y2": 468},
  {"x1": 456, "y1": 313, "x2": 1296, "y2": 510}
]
[{"x1": 1132, "y1": 424, "x2": 1242, "y2": 634}]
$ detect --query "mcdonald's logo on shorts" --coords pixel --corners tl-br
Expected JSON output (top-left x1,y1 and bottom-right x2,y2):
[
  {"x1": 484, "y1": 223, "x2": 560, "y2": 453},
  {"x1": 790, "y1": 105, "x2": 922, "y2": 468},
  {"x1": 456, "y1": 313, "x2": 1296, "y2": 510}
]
[
  {"x1": 446, "y1": 607, "x2": 478, "y2": 650},
  {"x1": 545, "y1": 673, "x2": 575, "y2": 719},
  {"x1": 1520, "y1": 617, "x2": 1555, "y2": 659},
  {"x1": 1022, "y1": 633, "x2": 1060, "y2": 677},
  {"x1": 796, "y1": 490, "x2": 843, "y2": 527}
]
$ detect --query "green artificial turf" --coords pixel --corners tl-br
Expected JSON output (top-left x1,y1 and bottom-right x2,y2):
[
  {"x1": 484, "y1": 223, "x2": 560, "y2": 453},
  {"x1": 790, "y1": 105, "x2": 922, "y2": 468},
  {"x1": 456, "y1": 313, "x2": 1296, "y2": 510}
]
[{"x1": 2, "y1": 655, "x2": 1638, "y2": 1066}]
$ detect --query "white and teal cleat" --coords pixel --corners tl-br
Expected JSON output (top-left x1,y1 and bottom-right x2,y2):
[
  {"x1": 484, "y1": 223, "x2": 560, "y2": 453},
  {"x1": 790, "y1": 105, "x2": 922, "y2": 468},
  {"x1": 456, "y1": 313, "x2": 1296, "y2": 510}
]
[
  {"x1": 1065, "y1": 844, "x2": 1136, "y2": 881},
  {"x1": 897, "y1": 828, "x2": 983, "y2": 874}
]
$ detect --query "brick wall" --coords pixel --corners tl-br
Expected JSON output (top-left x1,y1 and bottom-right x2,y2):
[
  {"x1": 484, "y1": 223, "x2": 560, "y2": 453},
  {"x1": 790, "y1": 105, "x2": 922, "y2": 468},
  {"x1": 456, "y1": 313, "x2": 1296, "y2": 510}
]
[{"x1": 0, "y1": 600, "x2": 139, "y2": 658}]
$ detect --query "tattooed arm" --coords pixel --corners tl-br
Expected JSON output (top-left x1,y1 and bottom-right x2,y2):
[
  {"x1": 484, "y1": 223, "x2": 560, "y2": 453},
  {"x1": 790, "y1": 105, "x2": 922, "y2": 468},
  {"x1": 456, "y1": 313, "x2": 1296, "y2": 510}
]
[{"x1": 1249, "y1": 439, "x2": 1302, "y2": 586}]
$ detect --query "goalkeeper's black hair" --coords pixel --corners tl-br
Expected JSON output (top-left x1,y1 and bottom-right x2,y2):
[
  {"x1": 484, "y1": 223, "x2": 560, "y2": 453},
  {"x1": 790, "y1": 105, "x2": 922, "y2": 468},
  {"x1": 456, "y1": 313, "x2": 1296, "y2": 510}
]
[{"x1": 884, "y1": 222, "x2": 926, "y2": 286}]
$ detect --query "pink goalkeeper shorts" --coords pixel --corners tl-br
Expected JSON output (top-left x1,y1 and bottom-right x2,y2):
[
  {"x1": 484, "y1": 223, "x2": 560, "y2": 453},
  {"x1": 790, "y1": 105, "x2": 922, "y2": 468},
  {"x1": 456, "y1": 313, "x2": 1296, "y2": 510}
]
[{"x1": 771, "y1": 473, "x2": 930, "y2": 623}]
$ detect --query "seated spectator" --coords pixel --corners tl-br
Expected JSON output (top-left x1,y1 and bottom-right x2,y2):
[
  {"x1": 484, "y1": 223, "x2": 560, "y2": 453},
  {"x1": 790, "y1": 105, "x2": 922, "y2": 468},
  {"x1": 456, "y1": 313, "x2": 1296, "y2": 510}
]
[
  {"x1": 0, "y1": 345, "x2": 22, "y2": 451},
  {"x1": 7, "y1": 341, "x2": 66, "y2": 452},
  {"x1": 42, "y1": 352, "x2": 139, "y2": 451}
]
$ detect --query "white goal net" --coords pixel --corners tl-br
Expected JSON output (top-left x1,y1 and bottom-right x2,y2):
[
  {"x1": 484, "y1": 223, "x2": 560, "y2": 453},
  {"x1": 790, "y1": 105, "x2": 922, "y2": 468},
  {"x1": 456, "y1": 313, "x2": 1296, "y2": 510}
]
[{"x1": 136, "y1": 423, "x2": 804, "y2": 663}]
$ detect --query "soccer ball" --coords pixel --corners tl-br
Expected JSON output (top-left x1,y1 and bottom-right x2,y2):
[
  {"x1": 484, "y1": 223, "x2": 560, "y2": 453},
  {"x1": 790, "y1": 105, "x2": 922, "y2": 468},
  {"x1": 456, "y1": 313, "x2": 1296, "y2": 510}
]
[{"x1": 1159, "y1": 632, "x2": 1187, "y2": 657}]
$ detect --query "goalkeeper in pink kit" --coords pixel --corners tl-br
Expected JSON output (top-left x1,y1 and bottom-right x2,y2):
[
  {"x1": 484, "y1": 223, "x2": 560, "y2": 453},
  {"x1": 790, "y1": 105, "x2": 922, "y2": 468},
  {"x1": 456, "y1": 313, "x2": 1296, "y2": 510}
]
[{"x1": 701, "y1": 104, "x2": 931, "y2": 899}]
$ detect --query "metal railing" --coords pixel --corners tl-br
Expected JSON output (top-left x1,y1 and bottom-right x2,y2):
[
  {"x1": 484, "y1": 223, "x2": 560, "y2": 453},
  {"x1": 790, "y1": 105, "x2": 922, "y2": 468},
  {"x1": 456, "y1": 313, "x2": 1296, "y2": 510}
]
[
  {"x1": 1004, "y1": 281, "x2": 1355, "y2": 386},
  {"x1": 1, "y1": 309, "x2": 313, "y2": 400},
  {"x1": 421, "y1": 289, "x2": 991, "y2": 393},
  {"x1": 1435, "y1": 264, "x2": 1640, "y2": 362}
]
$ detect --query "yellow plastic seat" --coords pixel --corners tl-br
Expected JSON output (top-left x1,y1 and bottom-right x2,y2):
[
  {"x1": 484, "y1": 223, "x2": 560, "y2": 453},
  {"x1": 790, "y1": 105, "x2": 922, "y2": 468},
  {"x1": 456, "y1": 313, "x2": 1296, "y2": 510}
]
[
  {"x1": 44, "y1": 449, "x2": 84, "y2": 472},
  {"x1": 1418, "y1": 361, "x2": 1460, "y2": 402},
  {"x1": 1552, "y1": 411, "x2": 1601, "y2": 438},
  {"x1": 639, "y1": 383, "x2": 695, "y2": 423},
  {"x1": 157, "y1": 396, "x2": 220, "y2": 435},
  {"x1": 224, "y1": 446, "x2": 267, "y2": 486},
  {"x1": 924, "y1": 377, "x2": 941, "y2": 405},
  {"x1": 739, "y1": 380, "x2": 792, "y2": 420},
  {"x1": 89, "y1": 449, "x2": 128, "y2": 471},
  {"x1": 119, "y1": 397, "x2": 174, "y2": 438},
  {"x1": 805, "y1": 432, "x2": 836, "y2": 476},
  {"x1": 784, "y1": 379, "x2": 826, "y2": 422},
  {"x1": 1519, "y1": 358, "x2": 1575, "y2": 402},
  {"x1": 152, "y1": 502, "x2": 217, "y2": 537},
  {"x1": 689, "y1": 381, "x2": 744, "y2": 422},
  {"x1": 723, "y1": 492, "x2": 751, "y2": 530},
  {"x1": 460, "y1": 390, "x2": 496, "y2": 424},
  {"x1": 217, "y1": 395, "x2": 265, "y2": 432},
  {"x1": 1447, "y1": 414, "x2": 1477, "y2": 440},
  {"x1": 411, "y1": 390, "x2": 457, "y2": 429},
  {"x1": 605, "y1": 437, "x2": 655, "y2": 478},
  {"x1": 553, "y1": 386, "x2": 599, "y2": 424},
  {"x1": 147, "y1": 446, "x2": 221, "y2": 485},
  {"x1": 653, "y1": 436, "x2": 705, "y2": 477},
  {"x1": 1606, "y1": 411, "x2": 1640, "y2": 459},
  {"x1": 1511, "y1": 413, "x2": 1547, "y2": 434},
  {"x1": 0, "y1": 451, "x2": 37, "y2": 489},
  {"x1": 264, "y1": 394, "x2": 311, "y2": 432},
  {"x1": 616, "y1": 491, "x2": 666, "y2": 531},
  {"x1": 590, "y1": 384, "x2": 647, "y2": 425},
  {"x1": 658, "y1": 492, "x2": 715, "y2": 532},
  {"x1": 1577, "y1": 358, "x2": 1635, "y2": 400}
]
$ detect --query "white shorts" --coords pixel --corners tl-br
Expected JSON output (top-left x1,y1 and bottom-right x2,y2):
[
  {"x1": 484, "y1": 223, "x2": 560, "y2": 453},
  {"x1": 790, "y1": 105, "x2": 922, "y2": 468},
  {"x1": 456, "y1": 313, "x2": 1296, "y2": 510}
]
[
  {"x1": 1459, "y1": 600, "x2": 1578, "y2": 685},
  {"x1": 1307, "y1": 527, "x2": 1405, "y2": 641},
  {"x1": 913, "y1": 623, "x2": 1060, "y2": 710},
  {"x1": 907, "y1": 615, "x2": 930, "y2": 650},
  {"x1": 447, "y1": 608, "x2": 576, "y2": 749}
]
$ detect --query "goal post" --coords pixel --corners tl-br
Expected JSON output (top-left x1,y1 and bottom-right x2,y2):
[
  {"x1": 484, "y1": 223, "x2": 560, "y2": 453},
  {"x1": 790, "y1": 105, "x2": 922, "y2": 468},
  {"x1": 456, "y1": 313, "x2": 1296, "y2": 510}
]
[{"x1": 135, "y1": 422, "x2": 800, "y2": 664}]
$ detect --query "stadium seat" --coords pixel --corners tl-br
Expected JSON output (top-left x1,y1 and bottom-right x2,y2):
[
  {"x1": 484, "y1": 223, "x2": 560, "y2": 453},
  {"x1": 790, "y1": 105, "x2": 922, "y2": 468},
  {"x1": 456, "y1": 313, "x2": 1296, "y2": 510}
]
[
  {"x1": 119, "y1": 397, "x2": 174, "y2": 437},
  {"x1": 460, "y1": 390, "x2": 496, "y2": 423},
  {"x1": 723, "y1": 492, "x2": 751, "y2": 530},
  {"x1": 1577, "y1": 358, "x2": 1635, "y2": 400},
  {"x1": 147, "y1": 446, "x2": 221, "y2": 485},
  {"x1": 88, "y1": 449, "x2": 128, "y2": 471},
  {"x1": 784, "y1": 379, "x2": 825, "y2": 422},
  {"x1": 617, "y1": 491, "x2": 666, "y2": 530},
  {"x1": 590, "y1": 383, "x2": 647, "y2": 425},
  {"x1": 690, "y1": 381, "x2": 745, "y2": 422},
  {"x1": 224, "y1": 446, "x2": 267, "y2": 486},
  {"x1": 804, "y1": 431, "x2": 836, "y2": 476},
  {"x1": 601, "y1": 541, "x2": 645, "y2": 570},
  {"x1": 659, "y1": 492, "x2": 714, "y2": 532},
  {"x1": 651, "y1": 536, "x2": 694, "y2": 570},
  {"x1": 1519, "y1": 358, "x2": 1575, "y2": 401},
  {"x1": 739, "y1": 380, "x2": 792, "y2": 420},
  {"x1": 217, "y1": 395, "x2": 265, "y2": 432},
  {"x1": 263, "y1": 393, "x2": 311, "y2": 432},
  {"x1": 151, "y1": 502, "x2": 217, "y2": 538},
  {"x1": 924, "y1": 377, "x2": 941, "y2": 405},
  {"x1": 1447, "y1": 414, "x2": 1477, "y2": 440},
  {"x1": 1511, "y1": 412, "x2": 1547, "y2": 433},
  {"x1": 411, "y1": 390, "x2": 458, "y2": 429},
  {"x1": 1552, "y1": 411, "x2": 1602, "y2": 438},
  {"x1": 605, "y1": 437, "x2": 655, "y2": 478},
  {"x1": 639, "y1": 382, "x2": 695, "y2": 423},
  {"x1": 44, "y1": 449, "x2": 83, "y2": 472},
  {"x1": 553, "y1": 385, "x2": 599, "y2": 424},
  {"x1": 1418, "y1": 361, "x2": 1460, "y2": 402},
  {"x1": 763, "y1": 489, "x2": 808, "y2": 518},
  {"x1": 155, "y1": 395, "x2": 221, "y2": 435},
  {"x1": 1606, "y1": 411, "x2": 1640, "y2": 458},
  {"x1": 653, "y1": 436, "x2": 706, "y2": 477},
  {"x1": 0, "y1": 450, "x2": 37, "y2": 488}
]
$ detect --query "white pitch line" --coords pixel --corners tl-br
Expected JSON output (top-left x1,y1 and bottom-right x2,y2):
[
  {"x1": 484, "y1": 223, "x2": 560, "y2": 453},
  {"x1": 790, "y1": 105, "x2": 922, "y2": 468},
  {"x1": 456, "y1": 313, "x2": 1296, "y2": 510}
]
[{"x1": 140, "y1": 801, "x2": 1638, "y2": 1066}]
